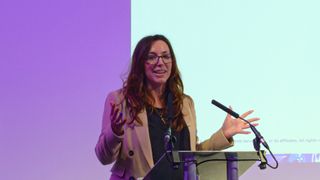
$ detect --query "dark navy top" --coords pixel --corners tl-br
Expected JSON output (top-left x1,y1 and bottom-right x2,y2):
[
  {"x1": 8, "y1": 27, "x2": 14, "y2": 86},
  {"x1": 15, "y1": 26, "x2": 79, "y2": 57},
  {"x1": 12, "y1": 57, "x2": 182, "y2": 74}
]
[{"x1": 146, "y1": 106, "x2": 190, "y2": 180}]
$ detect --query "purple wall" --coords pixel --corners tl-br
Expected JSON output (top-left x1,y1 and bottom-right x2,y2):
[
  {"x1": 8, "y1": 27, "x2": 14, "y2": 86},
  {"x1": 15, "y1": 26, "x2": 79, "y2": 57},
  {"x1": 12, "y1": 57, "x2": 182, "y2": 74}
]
[{"x1": 0, "y1": 0, "x2": 130, "y2": 179}]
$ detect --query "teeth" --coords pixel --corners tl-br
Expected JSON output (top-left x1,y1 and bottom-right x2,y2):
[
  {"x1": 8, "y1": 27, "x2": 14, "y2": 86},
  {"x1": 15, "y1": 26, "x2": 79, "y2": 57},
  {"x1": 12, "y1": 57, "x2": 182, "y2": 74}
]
[{"x1": 153, "y1": 70, "x2": 166, "y2": 73}]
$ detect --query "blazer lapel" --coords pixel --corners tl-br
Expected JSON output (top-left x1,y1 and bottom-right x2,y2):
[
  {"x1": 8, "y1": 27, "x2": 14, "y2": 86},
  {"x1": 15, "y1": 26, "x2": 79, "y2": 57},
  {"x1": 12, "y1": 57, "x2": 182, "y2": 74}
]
[
  {"x1": 182, "y1": 101, "x2": 196, "y2": 151},
  {"x1": 135, "y1": 108, "x2": 154, "y2": 168}
]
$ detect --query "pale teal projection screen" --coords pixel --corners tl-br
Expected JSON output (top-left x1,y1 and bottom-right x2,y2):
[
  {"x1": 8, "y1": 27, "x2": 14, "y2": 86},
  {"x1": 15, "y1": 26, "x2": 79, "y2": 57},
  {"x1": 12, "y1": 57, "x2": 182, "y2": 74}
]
[{"x1": 132, "y1": 0, "x2": 320, "y2": 155}]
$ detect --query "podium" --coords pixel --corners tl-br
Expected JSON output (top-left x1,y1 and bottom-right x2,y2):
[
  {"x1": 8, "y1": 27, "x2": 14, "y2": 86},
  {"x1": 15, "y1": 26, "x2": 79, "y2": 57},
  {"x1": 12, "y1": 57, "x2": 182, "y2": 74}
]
[{"x1": 143, "y1": 150, "x2": 266, "y2": 180}]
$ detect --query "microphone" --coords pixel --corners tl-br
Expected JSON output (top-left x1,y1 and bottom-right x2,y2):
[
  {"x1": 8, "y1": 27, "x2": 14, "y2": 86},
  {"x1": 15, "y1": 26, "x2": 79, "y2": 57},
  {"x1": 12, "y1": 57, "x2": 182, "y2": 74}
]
[
  {"x1": 211, "y1": 99, "x2": 239, "y2": 118},
  {"x1": 211, "y1": 99, "x2": 269, "y2": 150},
  {"x1": 164, "y1": 128, "x2": 172, "y2": 150}
]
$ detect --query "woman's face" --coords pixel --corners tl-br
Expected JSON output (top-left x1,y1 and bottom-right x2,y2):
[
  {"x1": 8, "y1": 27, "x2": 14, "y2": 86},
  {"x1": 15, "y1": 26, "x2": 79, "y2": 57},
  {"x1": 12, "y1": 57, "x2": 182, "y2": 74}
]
[{"x1": 144, "y1": 40, "x2": 172, "y2": 88}]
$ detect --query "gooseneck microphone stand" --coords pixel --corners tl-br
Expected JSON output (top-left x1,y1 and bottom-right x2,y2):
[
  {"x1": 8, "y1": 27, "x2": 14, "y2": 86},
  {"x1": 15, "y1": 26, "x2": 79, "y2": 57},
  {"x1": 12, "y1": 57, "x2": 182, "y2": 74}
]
[
  {"x1": 163, "y1": 92, "x2": 179, "y2": 169},
  {"x1": 211, "y1": 99, "x2": 278, "y2": 169},
  {"x1": 164, "y1": 92, "x2": 174, "y2": 151}
]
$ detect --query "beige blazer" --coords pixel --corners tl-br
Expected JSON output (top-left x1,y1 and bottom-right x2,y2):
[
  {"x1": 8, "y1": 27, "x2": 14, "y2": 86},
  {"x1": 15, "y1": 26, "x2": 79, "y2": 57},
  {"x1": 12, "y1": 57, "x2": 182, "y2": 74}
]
[{"x1": 95, "y1": 89, "x2": 233, "y2": 180}]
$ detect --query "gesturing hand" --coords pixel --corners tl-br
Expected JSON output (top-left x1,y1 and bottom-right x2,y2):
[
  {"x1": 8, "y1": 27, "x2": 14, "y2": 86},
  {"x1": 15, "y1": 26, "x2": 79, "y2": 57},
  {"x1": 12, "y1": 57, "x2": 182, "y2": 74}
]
[
  {"x1": 110, "y1": 103, "x2": 127, "y2": 136},
  {"x1": 221, "y1": 107, "x2": 260, "y2": 140}
]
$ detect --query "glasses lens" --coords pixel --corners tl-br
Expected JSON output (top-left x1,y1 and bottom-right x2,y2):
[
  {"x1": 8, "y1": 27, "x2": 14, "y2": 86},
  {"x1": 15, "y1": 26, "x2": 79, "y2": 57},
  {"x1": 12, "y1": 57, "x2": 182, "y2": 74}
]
[{"x1": 146, "y1": 54, "x2": 172, "y2": 64}]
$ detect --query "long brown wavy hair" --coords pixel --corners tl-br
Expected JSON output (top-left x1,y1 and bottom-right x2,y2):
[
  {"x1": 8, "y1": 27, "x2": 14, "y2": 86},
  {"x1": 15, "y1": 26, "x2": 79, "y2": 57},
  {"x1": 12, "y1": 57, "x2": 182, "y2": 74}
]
[{"x1": 123, "y1": 34, "x2": 186, "y2": 131}]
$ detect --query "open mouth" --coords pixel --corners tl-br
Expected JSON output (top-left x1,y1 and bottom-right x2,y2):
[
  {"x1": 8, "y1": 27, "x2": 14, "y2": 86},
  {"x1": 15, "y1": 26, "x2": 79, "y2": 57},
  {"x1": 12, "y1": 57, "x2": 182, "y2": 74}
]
[{"x1": 153, "y1": 69, "x2": 167, "y2": 75}]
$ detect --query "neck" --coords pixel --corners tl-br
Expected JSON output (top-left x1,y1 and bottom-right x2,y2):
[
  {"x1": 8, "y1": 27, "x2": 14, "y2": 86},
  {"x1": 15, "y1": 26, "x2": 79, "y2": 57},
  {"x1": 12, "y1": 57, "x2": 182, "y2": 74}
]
[{"x1": 147, "y1": 83, "x2": 166, "y2": 108}]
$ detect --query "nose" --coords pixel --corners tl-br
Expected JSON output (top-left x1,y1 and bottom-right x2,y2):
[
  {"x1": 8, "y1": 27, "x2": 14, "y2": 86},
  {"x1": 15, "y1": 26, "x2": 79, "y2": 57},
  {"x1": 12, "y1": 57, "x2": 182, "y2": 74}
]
[{"x1": 155, "y1": 56, "x2": 165, "y2": 66}]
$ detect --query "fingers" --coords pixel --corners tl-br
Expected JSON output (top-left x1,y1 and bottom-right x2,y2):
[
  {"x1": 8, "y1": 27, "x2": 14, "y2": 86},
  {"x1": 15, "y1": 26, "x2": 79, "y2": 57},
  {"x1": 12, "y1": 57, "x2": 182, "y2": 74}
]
[
  {"x1": 241, "y1": 116, "x2": 260, "y2": 129},
  {"x1": 110, "y1": 103, "x2": 115, "y2": 117},
  {"x1": 251, "y1": 123, "x2": 259, "y2": 127},
  {"x1": 114, "y1": 112, "x2": 126, "y2": 127},
  {"x1": 238, "y1": 130, "x2": 251, "y2": 135},
  {"x1": 110, "y1": 105, "x2": 126, "y2": 135},
  {"x1": 247, "y1": 117, "x2": 260, "y2": 123},
  {"x1": 240, "y1": 109, "x2": 254, "y2": 119},
  {"x1": 226, "y1": 113, "x2": 231, "y2": 119},
  {"x1": 225, "y1": 105, "x2": 232, "y2": 119},
  {"x1": 115, "y1": 112, "x2": 123, "y2": 124},
  {"x1": 243, "y1": 117, "x2": 260, "y2": 127},
  {"x1": 110, "y1": 103, "x2": 125, "y2": 125},
  {"x1": 243, "y1": 123, "x2": 259, "y2": 129},
  {"x1": 230, "y1": 109, "x2": 261, "y2": 136},
  {"x1": 112, "y1": 108, "x2": 120, "y2": 122},
  {"x1": 116, "y1": 118, "x2": 127, "y2": 127}
]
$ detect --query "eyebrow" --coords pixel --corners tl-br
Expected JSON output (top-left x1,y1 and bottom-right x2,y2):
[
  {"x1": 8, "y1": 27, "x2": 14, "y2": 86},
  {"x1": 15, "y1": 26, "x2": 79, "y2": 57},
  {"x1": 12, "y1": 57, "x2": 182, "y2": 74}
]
[{"x1": 148, "y1": 51, "x2": 170, "y2": 55}]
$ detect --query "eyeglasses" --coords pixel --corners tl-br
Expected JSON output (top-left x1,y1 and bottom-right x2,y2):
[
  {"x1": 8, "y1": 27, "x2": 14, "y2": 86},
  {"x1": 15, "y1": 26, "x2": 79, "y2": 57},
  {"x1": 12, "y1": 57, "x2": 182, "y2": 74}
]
[{"x1": 146, "y1": 54, "x2": 172, "y2": 65}]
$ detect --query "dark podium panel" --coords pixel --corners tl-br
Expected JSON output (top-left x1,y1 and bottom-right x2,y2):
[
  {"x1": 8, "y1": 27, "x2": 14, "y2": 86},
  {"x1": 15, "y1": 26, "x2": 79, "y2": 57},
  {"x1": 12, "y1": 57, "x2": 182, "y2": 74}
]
[{"x1": 143, "y1": 151, "x2": 266, "y2": 180}]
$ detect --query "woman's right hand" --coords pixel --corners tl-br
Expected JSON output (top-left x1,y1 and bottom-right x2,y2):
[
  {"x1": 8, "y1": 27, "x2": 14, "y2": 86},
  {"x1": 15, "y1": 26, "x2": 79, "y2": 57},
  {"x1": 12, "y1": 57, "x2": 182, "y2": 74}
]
[{"x1": 110, "y1": 103, "x2": 127, "y2": 136}]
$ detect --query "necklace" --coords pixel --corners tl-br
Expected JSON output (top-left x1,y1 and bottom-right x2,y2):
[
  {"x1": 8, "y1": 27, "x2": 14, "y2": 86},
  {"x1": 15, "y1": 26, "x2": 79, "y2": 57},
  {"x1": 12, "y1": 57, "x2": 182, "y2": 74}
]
[{"x1": 156, "y1": 108, "x2": 166, "y2": 124}]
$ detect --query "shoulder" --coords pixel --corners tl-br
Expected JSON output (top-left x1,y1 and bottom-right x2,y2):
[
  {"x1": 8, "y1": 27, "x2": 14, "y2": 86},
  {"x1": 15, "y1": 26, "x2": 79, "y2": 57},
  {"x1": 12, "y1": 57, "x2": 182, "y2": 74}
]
[
  {"x1": 182, "y1": 94, "x2": 195, "y2": 108},
  {"x1": 105, "y1": 88, "x2": 125, "y2": 105}
]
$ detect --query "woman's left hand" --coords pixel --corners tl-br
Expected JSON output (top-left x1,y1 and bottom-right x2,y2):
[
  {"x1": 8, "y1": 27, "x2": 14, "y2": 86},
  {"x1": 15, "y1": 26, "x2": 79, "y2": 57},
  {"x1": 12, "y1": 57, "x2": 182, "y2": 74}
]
[{"x1": 221, "y1": 107, "x2": 260, "y2": 139}]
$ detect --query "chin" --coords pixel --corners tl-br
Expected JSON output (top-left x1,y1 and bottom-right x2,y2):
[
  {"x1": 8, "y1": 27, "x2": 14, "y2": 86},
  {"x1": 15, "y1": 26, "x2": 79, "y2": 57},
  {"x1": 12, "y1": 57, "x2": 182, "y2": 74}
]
[{"x1": 151, "y1": 78, "x2": 169, "y2": 86}]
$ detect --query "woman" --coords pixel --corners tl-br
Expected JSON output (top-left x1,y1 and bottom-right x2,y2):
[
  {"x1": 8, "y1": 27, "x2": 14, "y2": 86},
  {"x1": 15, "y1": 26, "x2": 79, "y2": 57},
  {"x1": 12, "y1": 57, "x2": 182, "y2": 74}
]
[{"x1": 95, "y1": 35, "x2": 259, "y2": 179}]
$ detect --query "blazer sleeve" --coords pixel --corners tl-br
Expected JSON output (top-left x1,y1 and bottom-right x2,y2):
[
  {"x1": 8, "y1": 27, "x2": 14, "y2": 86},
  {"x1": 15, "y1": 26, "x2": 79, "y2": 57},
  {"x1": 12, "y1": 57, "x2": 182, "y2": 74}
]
[
  {"x1": 95, "y1": 91, "x2": 124, "y2": 165},
  {"x1": 187, "y1": 96, "x2": 234, "y2": 150},
  {"x1": 196, "y1": 128, "x2": 234, "y2": 150}
]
